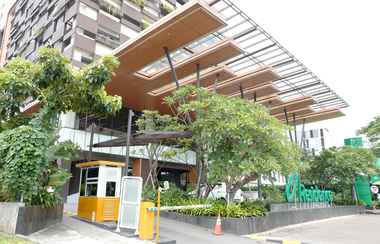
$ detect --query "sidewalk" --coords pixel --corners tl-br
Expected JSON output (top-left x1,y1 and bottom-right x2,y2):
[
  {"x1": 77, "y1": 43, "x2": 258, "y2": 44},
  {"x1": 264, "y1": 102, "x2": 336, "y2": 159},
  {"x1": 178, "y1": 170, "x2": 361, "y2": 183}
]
[{"x1": 27, "y1": 216, "x2": 151, "y2": 244}]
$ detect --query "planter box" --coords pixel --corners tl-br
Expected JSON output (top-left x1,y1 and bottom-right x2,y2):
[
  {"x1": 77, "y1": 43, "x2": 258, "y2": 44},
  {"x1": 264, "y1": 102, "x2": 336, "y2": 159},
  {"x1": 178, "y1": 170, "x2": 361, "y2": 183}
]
[
  {"x1": 0, "y1": 202, "x2": 63, "y2": 235},
  {"x1": 161, "y1": 206, "x2": 365, "y2": 235}
]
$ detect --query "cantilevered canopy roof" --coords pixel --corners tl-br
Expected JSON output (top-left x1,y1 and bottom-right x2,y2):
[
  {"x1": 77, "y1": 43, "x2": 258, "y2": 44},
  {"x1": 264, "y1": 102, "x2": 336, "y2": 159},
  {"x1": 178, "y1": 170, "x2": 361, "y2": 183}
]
[
  {"x1": 281, "y1": 109, "x2": 345, "y2": 125},
  {"x1": 105, "y1": 0, "x2": 347, "y2": 125}
]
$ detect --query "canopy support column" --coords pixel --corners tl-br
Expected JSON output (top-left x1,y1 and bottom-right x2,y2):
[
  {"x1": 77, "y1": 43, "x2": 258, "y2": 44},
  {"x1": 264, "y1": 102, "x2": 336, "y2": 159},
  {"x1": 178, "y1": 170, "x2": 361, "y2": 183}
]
[
  {"x1": 214, "y1": 73, "x2": 220, "y2": 93},
  {"x1": 300, "y1": 118, "x2": 306, "y2": 149},
  {"x1": 293, "y1": 113, "x2": 298, "y2": 144},
  {"x1": 284, "y1": 108, "x2": 293, "y2": 142},
  {"x1": 163, "y1": 47, "x2": 179, "y2": 89},
  {"x1": 239, "y1": 83, "x2": 244, "y2": 98},
  {"x1": 196, "y1": 63, "x2": 201, "y2": 88}
]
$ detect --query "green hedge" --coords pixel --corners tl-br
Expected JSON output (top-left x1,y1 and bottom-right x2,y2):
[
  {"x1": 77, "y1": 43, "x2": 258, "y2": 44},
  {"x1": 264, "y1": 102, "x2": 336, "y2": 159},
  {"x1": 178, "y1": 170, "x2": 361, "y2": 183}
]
[
  {"x1": 179, "y1": 200, "x2": 267, "y2": 218},
  {"x1": 143, "y1": 184, "x2": 267, "y2": 218}
]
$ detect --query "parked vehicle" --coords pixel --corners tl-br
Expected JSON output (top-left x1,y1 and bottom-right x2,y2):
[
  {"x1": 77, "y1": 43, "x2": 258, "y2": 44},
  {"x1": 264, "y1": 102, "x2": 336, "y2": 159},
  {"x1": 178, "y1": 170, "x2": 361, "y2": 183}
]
[{"x1": 199, "y1": 183, "x2": 245, "y2": 202}]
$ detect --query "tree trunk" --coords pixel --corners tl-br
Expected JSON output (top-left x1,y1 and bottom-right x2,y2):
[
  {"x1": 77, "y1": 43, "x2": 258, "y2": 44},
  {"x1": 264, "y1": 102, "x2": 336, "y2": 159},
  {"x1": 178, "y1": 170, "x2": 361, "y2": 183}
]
[
  {"x1": 195, "y1": 148, "x2": 203, "y2": 197},
  {"x1": 204, "y1": 184, "x2": 215, "y2": 198}
]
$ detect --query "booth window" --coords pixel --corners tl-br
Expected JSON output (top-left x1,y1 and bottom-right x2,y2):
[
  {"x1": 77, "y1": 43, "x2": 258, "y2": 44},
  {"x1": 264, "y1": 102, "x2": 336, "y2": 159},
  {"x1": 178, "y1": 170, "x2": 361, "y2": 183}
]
[
  {"x1": 106, "y1": 182, "x2": 116, "y2": 196},
  {"x1": 80, "y1": 167, "x2": 99, "y2": 196}
]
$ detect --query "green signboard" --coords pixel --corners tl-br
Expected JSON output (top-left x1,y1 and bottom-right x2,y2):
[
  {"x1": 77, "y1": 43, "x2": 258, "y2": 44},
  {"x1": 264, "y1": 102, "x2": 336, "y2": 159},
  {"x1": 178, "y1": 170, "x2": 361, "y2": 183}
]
[
  {"x1": 344, "y1": 137, "x2": 363, "y2": 148},
  {"x1": 285, "y1": 173, "x2": 333, "y2": 203},
  {"x1": 354, "y1": 175, "x2": 372, "y2": 206}
]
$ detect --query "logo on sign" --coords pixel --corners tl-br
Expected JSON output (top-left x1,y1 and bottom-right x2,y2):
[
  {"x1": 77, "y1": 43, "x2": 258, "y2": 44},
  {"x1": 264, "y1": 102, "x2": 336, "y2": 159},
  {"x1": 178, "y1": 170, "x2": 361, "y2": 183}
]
[{"x1": 285, "y1": 173, "x2": 333, "y2": 203}]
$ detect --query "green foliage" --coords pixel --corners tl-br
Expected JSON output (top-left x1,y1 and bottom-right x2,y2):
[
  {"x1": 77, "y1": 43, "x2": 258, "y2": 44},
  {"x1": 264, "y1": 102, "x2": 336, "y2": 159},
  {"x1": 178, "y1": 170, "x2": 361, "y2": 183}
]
[
  {"x1": 304, "y1": 147, "x2": 377, "y2": 201},
  {"x1": 261, "y1": 185, "x2": 286, "y2": 203},
  {"x1": 137, "y1": 111, "x2": 184, "y2": 188},
  {"x1": 0, "y1": 58, "x2": 36, "y2": 124},
  {"x1": 160, "y1": 2, "x2": 174, "y2": 15},
  {"x1": 0, "y1": 126, "x2": 50, "y2": 203},
  {"x1": 0, "y1": 48, "x2": 122, "y2": 206},
  {"x1": 358, "y1": 116, "x2": 380, "y2": 156},
  {"x1": 164, "y1": 86, "x2": 300, "y2": 201},
  {"x1": 142, "y1": 184, "x2": 267, "y2": 218},
  {"x1": 142, "y1": 183, "x2": 191, "y2": 205},
  {"x1": 141, "y1": 19, "x2": 150, "y2": 30},
  {"x1": 131, "y1": 0, "x2": 145, "y2": 7},
  {"x1": 180, "y1": 200, "x2": 266, "y2": 218}
]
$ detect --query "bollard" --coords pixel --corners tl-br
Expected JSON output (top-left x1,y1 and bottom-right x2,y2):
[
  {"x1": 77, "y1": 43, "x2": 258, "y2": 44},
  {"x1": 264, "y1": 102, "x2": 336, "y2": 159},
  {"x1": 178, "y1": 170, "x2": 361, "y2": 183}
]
[{"x1": 139, "y1": 201, "x2": 155, "y2": 240}]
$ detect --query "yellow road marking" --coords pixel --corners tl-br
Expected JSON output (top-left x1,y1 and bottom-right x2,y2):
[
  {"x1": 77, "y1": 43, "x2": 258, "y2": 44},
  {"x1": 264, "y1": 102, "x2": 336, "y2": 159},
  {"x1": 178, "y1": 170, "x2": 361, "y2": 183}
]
[
  {"x1": 283, "y1": 240, "x2": 301, "y2": 244},
  {"x1": 248, "y1": 234, "x2": 267, "y2": 241}
]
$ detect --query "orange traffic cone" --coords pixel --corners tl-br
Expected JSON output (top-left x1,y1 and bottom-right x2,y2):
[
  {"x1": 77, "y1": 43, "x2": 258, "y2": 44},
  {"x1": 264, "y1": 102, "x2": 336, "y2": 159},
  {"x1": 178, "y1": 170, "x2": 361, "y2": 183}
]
[{"x1": 213, "y1": 213, "x2": 223, "y2": 235}]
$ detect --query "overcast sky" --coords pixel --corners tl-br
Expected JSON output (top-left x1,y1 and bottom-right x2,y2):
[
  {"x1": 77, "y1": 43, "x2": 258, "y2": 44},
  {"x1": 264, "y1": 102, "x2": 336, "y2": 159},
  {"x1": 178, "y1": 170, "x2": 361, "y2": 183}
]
[{"x1": 233, "y1": 0, "x2": 380, "y2": 147}]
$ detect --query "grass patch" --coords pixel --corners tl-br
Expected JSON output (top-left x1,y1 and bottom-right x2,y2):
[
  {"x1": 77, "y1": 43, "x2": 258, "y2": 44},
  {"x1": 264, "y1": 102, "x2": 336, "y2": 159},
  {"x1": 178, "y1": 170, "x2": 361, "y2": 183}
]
[{"x1": 0, "y1": 232, "x2": 33, "y2": 244}]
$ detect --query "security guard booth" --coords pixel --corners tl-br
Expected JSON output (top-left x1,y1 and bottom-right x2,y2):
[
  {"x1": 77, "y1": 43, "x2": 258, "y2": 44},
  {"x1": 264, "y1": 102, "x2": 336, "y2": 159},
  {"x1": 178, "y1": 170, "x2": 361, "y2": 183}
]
[{"x1": 76, "y1": 161, "x2": 124, "y2": 222}]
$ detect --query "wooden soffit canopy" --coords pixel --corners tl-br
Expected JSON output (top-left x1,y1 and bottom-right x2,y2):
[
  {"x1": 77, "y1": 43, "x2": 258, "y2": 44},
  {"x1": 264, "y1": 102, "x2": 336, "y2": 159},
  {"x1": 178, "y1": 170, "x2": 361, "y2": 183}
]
[
  {"x1": 274, "y1": 106, "x2": 314, "y2": 120},
  {"x1": 282, "y1": 109, "x2": 345, "y2": 125},
  {"x1": 112, "y1": 0, "x2": 226, "y2": 74},
  {"x1": 229, "y1": 82, "x2": 279, "y2": 100},
  {"x1": 270, "y1": 96, "x2": 316, "y2": 115},
  {"x1": 143, "y1": 39, "x2": 242, "y2": 91},
  {"x1": 149, "y1": 65, "x2": 235, "y2": 97},
  {"x1": 255, "y1": 95, "x2": 283, "y2": 108},
  {"x1": 209, "y1": 66, "x2": 280, "y2": 95}
]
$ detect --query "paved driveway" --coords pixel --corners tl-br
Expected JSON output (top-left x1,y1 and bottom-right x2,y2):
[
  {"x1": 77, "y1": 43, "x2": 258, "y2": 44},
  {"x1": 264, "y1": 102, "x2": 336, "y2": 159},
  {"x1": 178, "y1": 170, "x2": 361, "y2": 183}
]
[
  {"x1": 27, "y1": 216, "x2": 149, "y2": 244},
  {"x1": 248, "y1": 214, "x2": 380, "y2": 244}
]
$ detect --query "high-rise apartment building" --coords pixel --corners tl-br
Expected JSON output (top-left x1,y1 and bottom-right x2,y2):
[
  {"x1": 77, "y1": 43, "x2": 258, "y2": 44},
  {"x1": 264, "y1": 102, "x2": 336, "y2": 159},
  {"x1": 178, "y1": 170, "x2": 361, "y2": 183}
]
[
  {"x1": 4, "y1": 0, "x2": 187, "y2": 67},
  {"x1": 297, "y1": 128, "x2": 330, "y2": 155},
  {"x1": 0, "y1": 1, "x2": 15, "y2": 66}
]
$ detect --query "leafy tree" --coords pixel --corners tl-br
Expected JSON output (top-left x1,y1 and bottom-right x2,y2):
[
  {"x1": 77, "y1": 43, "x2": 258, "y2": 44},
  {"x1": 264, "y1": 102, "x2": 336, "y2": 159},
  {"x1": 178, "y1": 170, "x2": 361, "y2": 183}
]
[
  {"x1": 164, "y1": 86, "x2": 300, "y2": 202},
  {"x1": 0, "y1": 48, "x2": 122, "y2": 206},
  {"x1": 305, "y1": 147, "x2": 377, "y2": 200},
  {"x1": 358, "y1": 115, "x2": 380, "y2": 156},
  {"x1": 136, "y1": 110, "x2": 184, "y2": 188}
]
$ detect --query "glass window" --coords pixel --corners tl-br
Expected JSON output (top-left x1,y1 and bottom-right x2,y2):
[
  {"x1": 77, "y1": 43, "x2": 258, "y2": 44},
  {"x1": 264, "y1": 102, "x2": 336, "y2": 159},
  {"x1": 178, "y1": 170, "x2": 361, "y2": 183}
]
[
  {"x1": 86, "y1": 183, "x2": 98, "y2": 196},
  {"x1": 77, "y1": 27, "x2": 96, "y2": 39},
  {"x1": 80, "y1": 168, "x2": 87, "y2": 196},
  {"x1": 106, "y1": 182, "x2": 116, "y2": 196},
  {"x1": 62, "y1": 37, "x2": 72, "y2": 50},
  {"x1": 87, "y1": 167, "x2": 99, "y2": 178},
  {"x1": 79, "y1": 2, "x2": 98, "y2": 20}
]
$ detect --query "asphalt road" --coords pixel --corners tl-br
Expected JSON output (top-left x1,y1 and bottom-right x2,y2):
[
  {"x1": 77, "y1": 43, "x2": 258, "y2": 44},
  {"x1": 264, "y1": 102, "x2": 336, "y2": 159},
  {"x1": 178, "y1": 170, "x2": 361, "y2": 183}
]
[
  {"x1": 160, "y1": 217, "x2": 256, "y2": 244},
  {"x1": 255, "y1": 214, "x2": 380, "y2": 244},
  {"x1": 161, "y1": 214, "x2": 380, "y2": 244}
]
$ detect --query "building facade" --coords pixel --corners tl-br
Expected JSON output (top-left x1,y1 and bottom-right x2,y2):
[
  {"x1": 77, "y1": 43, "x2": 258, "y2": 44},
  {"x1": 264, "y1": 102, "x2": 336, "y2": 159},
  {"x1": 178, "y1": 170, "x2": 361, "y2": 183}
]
[
  {"x1": 4, "y1": 0, "x2": 186, "y2": 66},
  {"x1": 0, "y1": 1, "x2": 15, "y2": 66},
  {"x1": 297, "y1": 128, "x2": 329, "y2": 156},
  {"x1": 2, "y1": 0, "x2": 195, "y2": 204}
]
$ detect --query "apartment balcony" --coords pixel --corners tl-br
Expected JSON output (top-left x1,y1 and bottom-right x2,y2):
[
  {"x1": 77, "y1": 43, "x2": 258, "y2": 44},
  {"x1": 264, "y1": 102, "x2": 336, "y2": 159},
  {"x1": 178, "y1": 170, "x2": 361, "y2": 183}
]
[{"x1": 96, "y1": 33, "x2": 120, "y2": 49}]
